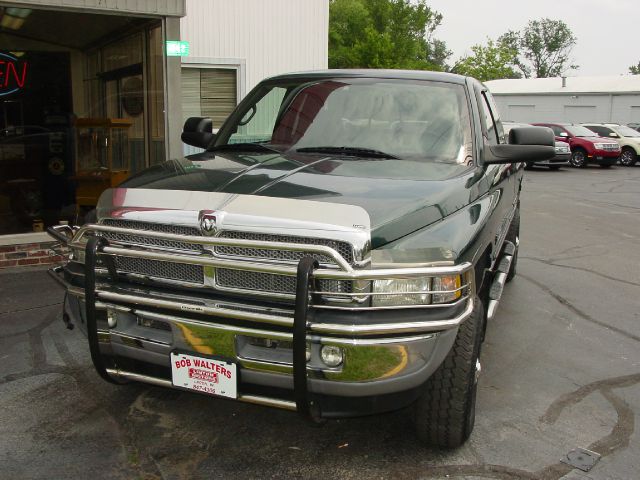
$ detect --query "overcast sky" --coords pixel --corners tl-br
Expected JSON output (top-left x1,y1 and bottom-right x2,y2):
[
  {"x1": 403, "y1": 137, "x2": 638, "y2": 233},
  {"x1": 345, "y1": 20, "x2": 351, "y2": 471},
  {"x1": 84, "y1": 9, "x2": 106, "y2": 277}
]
[{"x1": 426, "y1": 0, "x2": 638, "y2": 77}]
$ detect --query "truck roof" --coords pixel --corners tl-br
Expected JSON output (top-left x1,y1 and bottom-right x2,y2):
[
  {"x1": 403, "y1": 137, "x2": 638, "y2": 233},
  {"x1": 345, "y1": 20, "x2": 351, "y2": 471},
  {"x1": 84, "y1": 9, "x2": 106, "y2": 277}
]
[{"x1": 264, "y1": 69, "x2": 468, "y2": 85}]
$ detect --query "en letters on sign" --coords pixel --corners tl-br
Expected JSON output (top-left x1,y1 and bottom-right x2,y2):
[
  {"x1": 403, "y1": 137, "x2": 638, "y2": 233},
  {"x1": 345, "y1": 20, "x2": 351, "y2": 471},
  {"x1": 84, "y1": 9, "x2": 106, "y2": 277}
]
[{"x1": 0, "y1": 53, "x2": 28, "y2": 95}]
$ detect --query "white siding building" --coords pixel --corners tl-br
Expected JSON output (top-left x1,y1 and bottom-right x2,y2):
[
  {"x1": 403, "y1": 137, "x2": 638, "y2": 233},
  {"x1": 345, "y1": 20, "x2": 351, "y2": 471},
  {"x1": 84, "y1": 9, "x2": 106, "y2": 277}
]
[
  {"x1": 180, "y1": 0, "x2": 329, "y2": 152},
  {"x1": 486, "y1": 76, "x2": 640, "y2": 125}
]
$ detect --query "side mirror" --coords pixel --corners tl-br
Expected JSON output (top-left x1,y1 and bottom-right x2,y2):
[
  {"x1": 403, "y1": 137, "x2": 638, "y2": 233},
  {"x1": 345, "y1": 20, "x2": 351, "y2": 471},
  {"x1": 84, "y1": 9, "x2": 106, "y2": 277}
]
[
  {"x1": 484, "y1": 127, "x2": 555, "y2": 165},
  {"x1": 558, "y1": 131, "x2": 569, "y2": 138},
  {"x1": 609, "y1": 132, "x2": 619, "y2": 138},
  {"x1": 181, "y1": 117, "x2": 215, "y2": 149}
]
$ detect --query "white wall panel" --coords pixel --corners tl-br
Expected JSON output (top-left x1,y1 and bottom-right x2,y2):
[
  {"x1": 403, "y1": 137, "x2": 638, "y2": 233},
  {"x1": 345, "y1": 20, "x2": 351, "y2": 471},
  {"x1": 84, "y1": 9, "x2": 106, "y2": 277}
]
[
  {"x1": 494, "y1": 94, "x2": 640, "y2": 124},
  {"x1": 181, "y1": 0, "x2": 329, "y2": 99}
]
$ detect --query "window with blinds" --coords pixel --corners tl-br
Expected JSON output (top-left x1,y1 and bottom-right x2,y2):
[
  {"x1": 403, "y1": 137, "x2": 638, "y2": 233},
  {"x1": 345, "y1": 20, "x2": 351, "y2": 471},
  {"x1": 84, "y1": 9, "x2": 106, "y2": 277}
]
[{"x1": 181, "y1": 67, "x2": 237, "y2": 130}]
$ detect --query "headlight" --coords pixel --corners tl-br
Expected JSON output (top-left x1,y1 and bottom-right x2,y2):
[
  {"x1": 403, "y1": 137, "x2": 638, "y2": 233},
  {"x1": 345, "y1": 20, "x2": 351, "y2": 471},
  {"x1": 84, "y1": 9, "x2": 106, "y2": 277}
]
[
  {"x1": 372, "y1": 277, "x2": 430, "y2": 307},
  {"x1": 372, "y1": 275, "x2": 462, "y2": 307},
  {"x1": 594, "y1": 143, "x2": 609, "y2": 149}
]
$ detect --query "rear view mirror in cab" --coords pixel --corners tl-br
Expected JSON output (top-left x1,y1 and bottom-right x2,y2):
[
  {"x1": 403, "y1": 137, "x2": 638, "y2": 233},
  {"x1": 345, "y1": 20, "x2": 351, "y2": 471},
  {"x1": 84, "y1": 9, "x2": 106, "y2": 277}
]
[
  {"x1": 181, "y1": 117, "x2": 215, "y2": 149},
  {"x1": 484, "y1": 127, "x2": 555, "y2": 165}
]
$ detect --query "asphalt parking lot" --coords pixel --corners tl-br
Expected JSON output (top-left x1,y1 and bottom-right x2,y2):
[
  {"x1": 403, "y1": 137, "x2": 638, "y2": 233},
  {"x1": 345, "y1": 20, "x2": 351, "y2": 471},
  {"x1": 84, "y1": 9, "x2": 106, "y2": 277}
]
[{"x1": 1, "y1": 164, "x2": 639, "y2": 480}]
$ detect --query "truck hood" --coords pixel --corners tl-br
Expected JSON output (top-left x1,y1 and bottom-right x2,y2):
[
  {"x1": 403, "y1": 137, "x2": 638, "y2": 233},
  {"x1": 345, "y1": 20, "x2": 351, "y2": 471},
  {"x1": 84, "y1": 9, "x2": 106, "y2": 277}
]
[
  {"x1": 575, "y1": 136, "x2": 618, "y2": 145},
  {"x1": 118, "y1": 153, "x2": 478, "y2": 248}
]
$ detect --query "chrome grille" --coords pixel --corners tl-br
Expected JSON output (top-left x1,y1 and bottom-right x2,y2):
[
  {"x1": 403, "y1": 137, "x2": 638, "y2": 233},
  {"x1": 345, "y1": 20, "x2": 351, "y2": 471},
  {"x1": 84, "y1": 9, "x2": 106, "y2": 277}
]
[
  {"x1": 215, "y1": 231, "x2": 354, "y2": 265},
  {"x1": 101, "y1": 219, "x2": 202, "y2": 252},
  {"x1": 99, "y1": 220, "x2": 357, "y2": 297},
  {"x1": 601, "y1": 144, "x2": 619, "y2": 151},
  {"x1": 115, "y1": 257, "x2": 204, "y2": 284},
  {"x1": 216, "y1": 268, "x2": 352, "y2": 295}
]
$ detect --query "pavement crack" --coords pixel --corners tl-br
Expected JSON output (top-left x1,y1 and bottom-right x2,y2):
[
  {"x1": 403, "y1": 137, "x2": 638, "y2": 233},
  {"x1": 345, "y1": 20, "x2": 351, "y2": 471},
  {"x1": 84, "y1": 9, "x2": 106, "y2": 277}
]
[
  {"x1": 521, "y1": 256, "x2": 640, "y2": 288},
  {"x1": 519, "y1": 273, "x2": 640, "y2": 343},
  {"x1": 534, "y1": 373, "x2": 639, "y2": 479},
  {"x1": 0, "y1": 301, "x2": 63, "y2": 316}
]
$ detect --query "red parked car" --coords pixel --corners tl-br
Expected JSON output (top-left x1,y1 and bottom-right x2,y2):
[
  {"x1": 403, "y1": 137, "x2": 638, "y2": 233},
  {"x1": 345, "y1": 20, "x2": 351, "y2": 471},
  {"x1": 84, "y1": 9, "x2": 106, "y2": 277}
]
[{"x1": 532, "y1": 123, "x2": 620, "y2": 168}]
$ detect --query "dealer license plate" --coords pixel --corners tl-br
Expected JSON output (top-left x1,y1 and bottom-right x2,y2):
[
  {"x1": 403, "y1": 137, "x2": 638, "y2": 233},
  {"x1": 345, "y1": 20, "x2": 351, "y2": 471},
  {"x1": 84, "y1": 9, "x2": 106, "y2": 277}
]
[{"x1": 171, "y1": 352, "x2": 237, "y2": 399}]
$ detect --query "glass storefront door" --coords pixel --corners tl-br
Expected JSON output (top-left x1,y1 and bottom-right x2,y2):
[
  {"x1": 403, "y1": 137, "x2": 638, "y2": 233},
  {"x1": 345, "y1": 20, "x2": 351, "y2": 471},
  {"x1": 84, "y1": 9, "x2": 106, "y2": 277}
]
[{"x1": 0, "y1": 8, "x2": 166, "y2": 235}]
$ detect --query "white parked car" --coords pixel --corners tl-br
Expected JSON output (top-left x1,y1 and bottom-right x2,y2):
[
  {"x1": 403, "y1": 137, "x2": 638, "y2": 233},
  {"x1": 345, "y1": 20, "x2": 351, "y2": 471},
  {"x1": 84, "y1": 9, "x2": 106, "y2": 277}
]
[{"x1": 582, "y1": 123, "x2": 640, "y2": 166}]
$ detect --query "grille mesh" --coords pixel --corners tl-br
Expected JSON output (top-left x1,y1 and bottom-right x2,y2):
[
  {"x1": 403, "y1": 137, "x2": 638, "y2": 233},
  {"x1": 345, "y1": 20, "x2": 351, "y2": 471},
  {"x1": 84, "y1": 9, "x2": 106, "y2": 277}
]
[
  {"x1": 101, "y1": 219, "x2": 202, "y2": 252},
  {"x1": 115, "y1": 257, "x2": 204, "y2": 284},
  {"x1": 216, "y1": 268, "x2": 352, "y2": 295},
  {"x1": 215, "y1": 231, "x2": 354, "y2": 265}
]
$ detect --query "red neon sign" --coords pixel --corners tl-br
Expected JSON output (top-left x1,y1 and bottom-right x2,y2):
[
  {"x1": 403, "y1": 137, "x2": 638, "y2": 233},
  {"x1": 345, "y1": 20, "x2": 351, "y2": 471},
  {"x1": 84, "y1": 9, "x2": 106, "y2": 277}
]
[{"x1": 0, "y1": 53, "x2": 28, "y2": 96}]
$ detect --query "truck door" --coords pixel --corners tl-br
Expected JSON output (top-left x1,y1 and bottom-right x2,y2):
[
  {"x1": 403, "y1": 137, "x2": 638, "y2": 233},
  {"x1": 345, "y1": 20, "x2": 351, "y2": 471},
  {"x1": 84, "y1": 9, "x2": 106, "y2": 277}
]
[{"x1": 477, "y1": 87, "x2": 519, "y2": 264}]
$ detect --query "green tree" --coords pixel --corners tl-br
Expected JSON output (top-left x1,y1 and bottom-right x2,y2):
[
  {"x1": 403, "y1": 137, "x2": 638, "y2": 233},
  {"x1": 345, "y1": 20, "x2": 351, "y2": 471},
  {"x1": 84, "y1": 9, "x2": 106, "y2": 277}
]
[
  {"x1": 452, "y1": 38, "x2": 522, "y2": 81},
  {"x1": 499, "y1": 18, "x2": 578, "y2": 78},
  {"x1": 328, "y1": 0, "x2": 450, "y2": 70},
  {"x1": 630, "y1": 62, "x2": 640, "y2": 75}
]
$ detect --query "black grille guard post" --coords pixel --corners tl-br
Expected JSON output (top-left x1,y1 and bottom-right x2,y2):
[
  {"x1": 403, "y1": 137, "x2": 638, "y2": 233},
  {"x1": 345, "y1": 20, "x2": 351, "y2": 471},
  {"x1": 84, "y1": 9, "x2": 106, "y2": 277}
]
[
  {"x1": 85, "y1": 236, "x2": 121, "y2": 384},
  {"x1": 293, "y1": 256, "x2": 319, "y2": 419}
]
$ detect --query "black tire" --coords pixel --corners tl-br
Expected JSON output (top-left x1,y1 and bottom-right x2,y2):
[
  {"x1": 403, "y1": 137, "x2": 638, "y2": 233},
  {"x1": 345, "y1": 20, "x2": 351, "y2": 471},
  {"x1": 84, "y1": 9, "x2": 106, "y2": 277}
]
[
  {"x1": 413, "y1": 299, "x2": 483, "y2": 448},
  {"x1": 619, "y1": 147, "x2": 637, "y2": 167},
  {"x1": 505, "y1": 207, "x2": 519, "y2": 283},
  {"x1": 570, "y1": 148, "x2": 587, "y2": 168}
]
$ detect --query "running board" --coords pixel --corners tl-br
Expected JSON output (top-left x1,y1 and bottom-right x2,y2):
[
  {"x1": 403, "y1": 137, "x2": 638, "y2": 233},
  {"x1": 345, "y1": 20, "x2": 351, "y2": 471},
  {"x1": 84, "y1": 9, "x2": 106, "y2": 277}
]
[{"x1": 487, "y1": 240, "x2": 515, "y2": 321}]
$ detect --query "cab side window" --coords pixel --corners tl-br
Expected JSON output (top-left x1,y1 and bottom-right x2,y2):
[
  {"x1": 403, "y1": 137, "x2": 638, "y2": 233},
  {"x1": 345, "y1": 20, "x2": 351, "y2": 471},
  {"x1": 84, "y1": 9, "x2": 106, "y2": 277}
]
[{"x1": 591, "y1": 126, "x2": 613, "y2": 137}]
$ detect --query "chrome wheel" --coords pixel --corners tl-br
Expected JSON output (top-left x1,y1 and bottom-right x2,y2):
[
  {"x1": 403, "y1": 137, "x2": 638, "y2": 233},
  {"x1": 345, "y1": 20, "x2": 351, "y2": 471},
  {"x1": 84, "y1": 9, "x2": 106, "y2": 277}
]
[
  {"x1": 570, "y1": 149, "x2": 587, "y2": 167},
  {"x1": 620, "y1": 148, "x2": 637, "y2": 167}
]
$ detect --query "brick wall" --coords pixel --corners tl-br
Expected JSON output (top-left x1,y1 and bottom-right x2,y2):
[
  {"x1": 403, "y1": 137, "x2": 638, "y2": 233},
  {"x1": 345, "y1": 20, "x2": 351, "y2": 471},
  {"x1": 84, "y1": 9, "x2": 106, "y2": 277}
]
[{"x1": 0, "y1": 242, "x2": 67, "y2": 268}]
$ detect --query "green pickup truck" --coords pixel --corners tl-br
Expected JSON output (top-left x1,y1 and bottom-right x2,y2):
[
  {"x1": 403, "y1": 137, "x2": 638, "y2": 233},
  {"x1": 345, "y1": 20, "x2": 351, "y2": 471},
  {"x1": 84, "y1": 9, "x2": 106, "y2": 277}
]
[{"x1": 48, "y1": 70, "x2": 554, "y2": 448}]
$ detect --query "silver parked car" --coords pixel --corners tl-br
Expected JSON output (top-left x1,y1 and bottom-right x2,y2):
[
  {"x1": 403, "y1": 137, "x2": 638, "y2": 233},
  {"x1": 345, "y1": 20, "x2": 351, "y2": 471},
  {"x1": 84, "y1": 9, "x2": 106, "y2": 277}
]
[{"x1": 503, "y1": 122, "x2": 570, "y2": 170}]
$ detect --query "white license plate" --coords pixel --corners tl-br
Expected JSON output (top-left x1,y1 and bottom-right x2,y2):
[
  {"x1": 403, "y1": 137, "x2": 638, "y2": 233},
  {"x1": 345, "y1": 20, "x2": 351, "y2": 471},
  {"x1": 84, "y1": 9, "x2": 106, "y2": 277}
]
[{"x1": 171, "y1": 352, "x2": 237, "y2": 399}]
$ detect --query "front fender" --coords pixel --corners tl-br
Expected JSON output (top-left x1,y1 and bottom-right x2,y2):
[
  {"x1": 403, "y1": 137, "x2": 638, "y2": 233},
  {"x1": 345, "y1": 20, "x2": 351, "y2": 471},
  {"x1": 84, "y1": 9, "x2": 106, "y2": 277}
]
[{"x1": 371, "y1": 193, "x2": 498, "y2": 271}]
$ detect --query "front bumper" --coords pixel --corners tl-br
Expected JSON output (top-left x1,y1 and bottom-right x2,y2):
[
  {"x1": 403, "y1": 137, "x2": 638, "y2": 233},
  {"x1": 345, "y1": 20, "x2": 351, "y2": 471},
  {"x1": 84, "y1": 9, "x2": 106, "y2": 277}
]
[
  {"x1": 534, "y1": 152, "x2": 570, "y2": 166},
  {"x1": 48, "y1": 224, "x2": 475, "y2": 418},
  {"x1": 589, "y1": 150, "x2": 619, "y2": 164},
  {"x1": 53, "y1": 267, "x2": 464, "y2": 416}
]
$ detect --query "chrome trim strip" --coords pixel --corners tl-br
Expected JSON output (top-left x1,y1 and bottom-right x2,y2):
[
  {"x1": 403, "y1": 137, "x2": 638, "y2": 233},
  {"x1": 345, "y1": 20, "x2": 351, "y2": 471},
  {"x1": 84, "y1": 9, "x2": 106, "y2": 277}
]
[
  {"x1": 312, "y1": 295, "x2": 470, "y2": 311},
  {"x1": 110, "y1": 331, "x2": 171, "y2": 347},
  {"x1": 124, "y1": 309, "x2": 438, "y2": 346},
  {"x1": 235, "y1": 394, "x2": 297, "y2": 411},
  {"x1": 312, "y1": 284, "x2": 469, "y2": 297},
  {"x1": 104, "y1": 368, "x2": 297, "y2": 411},
  {"x1": 95, "y1": 291, "x2": 295, "y2": 327},
  {"x1": 133, "y1": 309, "x2": 294, "y2": 340},
  {"x1": 72, "y1": 224, "x2": 354, "y2": 272},
  {"x1": 53, "y1": 266, "x2": 472, "y2": 335},
  {"x1": 308, "y1": 297, "x2": 474, "y2": 336}
]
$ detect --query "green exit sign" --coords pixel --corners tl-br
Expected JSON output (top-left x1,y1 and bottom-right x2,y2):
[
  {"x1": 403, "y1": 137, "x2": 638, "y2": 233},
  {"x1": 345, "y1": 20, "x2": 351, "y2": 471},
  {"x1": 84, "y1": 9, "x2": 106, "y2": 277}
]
[{"x1": 166, "y1": 41, "x2": 190, "y2": 57}]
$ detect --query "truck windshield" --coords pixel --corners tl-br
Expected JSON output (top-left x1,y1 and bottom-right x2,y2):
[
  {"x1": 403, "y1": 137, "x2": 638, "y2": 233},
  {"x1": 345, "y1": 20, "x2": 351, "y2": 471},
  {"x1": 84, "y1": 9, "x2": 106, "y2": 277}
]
[{"x1": 214, "y1": 78, "x2": 473, "y2": 164}]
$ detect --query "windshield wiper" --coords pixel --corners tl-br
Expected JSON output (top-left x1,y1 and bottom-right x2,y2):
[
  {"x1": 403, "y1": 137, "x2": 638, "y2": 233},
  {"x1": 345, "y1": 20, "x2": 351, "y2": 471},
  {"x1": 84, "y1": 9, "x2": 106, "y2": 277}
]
[
  {"x1": 210, "y1": 142, "x2": 284, "y2": 155},
  {"x1": 295, "y1": 146, "x2": 398, "y2": 159}
]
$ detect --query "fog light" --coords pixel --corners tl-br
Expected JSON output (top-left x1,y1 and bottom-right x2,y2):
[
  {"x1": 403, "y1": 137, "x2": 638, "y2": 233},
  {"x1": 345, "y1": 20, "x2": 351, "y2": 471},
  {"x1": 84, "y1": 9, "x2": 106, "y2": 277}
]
[
  {"x1": 320, "y1": 345, "x2": 343, "y2": 367},
  {"x1": 106, "y1": 309, "x2": 117, "y2": 328}
]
